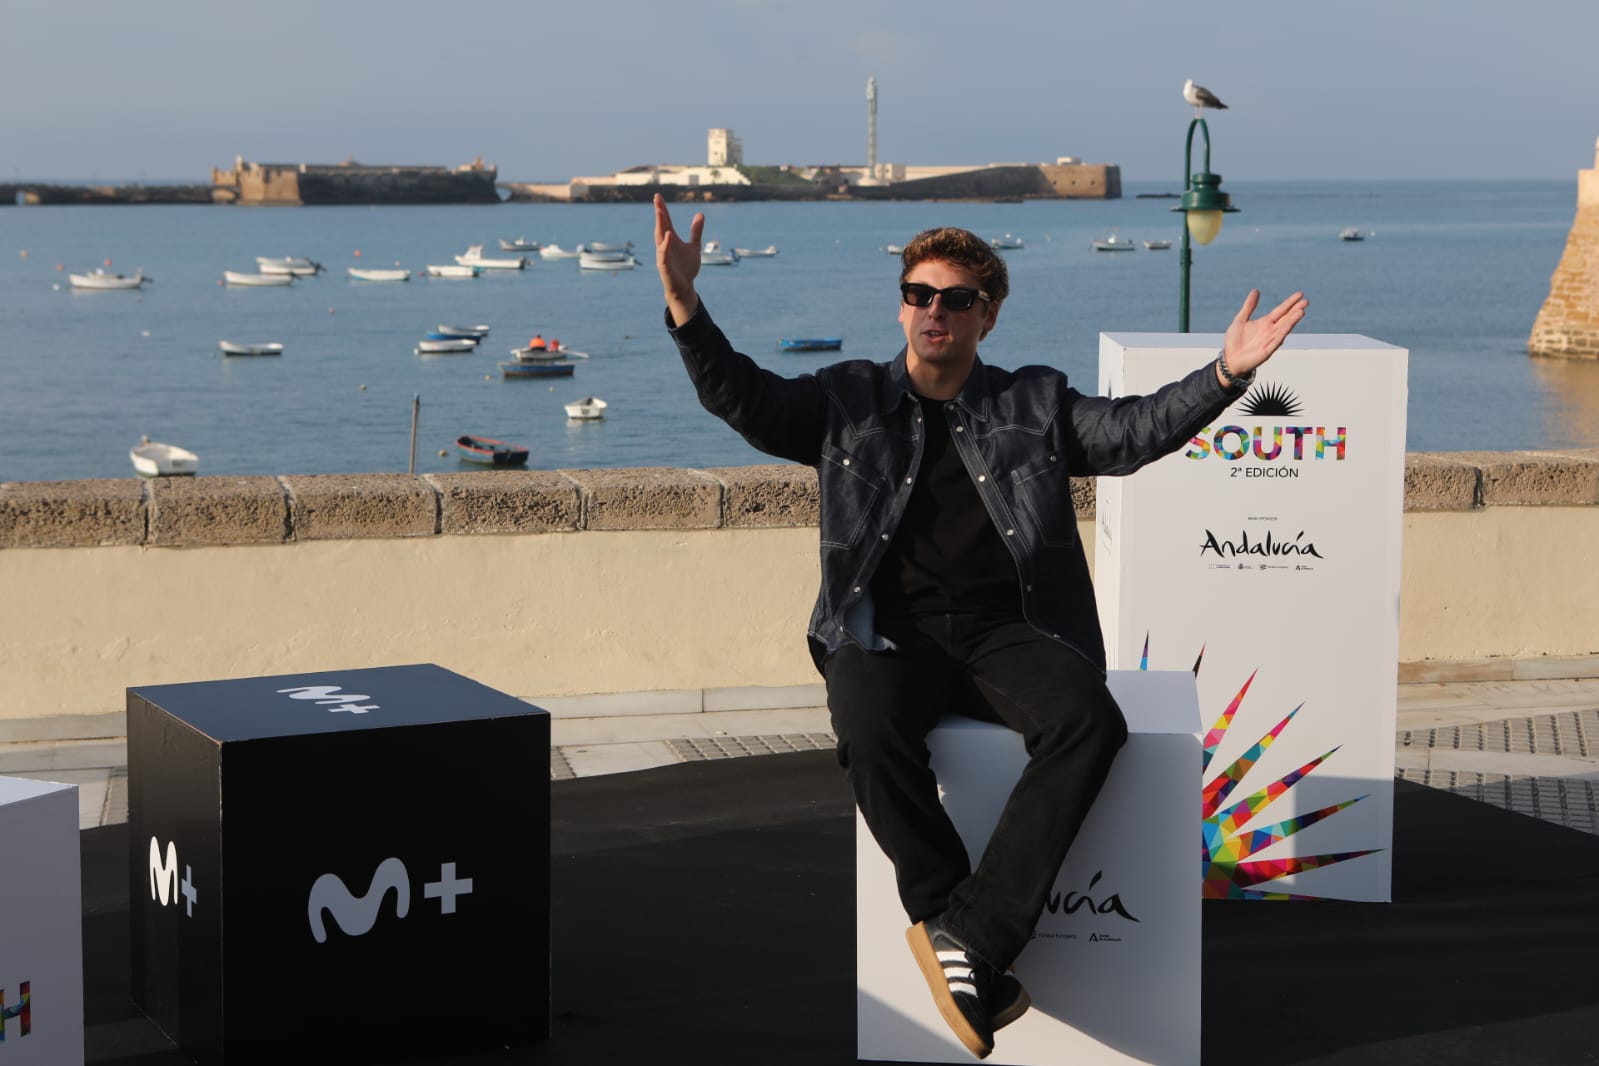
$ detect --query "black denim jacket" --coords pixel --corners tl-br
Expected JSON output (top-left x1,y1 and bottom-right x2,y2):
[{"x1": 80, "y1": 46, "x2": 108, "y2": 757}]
[{"x1": 667, "y1": 302, "x2": 1245, "y2": 672}]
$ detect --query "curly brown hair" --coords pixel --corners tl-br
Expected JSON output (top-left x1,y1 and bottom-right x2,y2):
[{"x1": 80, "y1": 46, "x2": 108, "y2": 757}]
[{"x1": 899, "y1": 227, "x2": 1010, "y2": 304}]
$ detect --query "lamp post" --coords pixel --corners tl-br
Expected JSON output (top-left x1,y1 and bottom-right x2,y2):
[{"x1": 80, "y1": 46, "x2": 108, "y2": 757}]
[{"x1": 1174, "y1": 117, "x2": 1238, "y2": 332}]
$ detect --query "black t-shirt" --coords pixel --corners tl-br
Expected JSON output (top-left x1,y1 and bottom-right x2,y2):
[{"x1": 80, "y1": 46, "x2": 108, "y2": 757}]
[{"x1": 870, "y1": 395, "x2": 1022, "y2": 619}]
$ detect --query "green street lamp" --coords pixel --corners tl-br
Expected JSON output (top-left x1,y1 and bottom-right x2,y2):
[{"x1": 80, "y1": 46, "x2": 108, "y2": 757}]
[{"x1": 1174, "y1": 117, "x2": 1238, "y2": 332}]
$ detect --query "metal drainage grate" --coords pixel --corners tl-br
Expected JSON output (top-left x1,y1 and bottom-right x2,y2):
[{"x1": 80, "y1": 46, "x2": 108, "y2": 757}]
[{"x1": 667, "y1": 732, "x2": 837, "y2": 762}]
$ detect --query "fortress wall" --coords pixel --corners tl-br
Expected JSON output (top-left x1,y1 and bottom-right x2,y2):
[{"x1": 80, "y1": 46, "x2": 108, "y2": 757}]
[
  {"x1": 1038, "y1": 164, "x2": 1121, "y2": 199},
  {"x1": 1529, "y1": 139, "x2": 1599, "y2": 359},
  {"x1": 2, "y1": 453, "x2": 1598, "y2": 724}
]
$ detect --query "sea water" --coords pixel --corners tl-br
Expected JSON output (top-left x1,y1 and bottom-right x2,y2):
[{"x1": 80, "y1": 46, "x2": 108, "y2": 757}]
[{"x1": 2, "y1": 180, "x2": 1596, "y2": 483}]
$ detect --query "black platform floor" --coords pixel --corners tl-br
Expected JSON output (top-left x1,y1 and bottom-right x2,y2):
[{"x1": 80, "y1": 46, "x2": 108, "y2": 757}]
[{"x1": 84, "y1": 751, "x2": 1599, "y2": 1065}]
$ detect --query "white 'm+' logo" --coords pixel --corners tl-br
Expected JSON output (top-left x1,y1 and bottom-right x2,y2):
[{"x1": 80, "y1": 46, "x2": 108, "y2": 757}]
[
  {"x1": 148, "y1": 837, "x2": 199, "y2": 916},
  {"x1": 276, "y1": 684, "x2": 380, "y2": 715},
  {"x1": 307, "y1": 858, "x2": 473, "y2": 943}
]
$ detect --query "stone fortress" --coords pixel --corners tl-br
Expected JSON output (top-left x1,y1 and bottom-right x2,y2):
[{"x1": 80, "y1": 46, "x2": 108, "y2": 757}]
[{"x1": 1529, "y1": 138, "x2": 1599, "y2": 359}]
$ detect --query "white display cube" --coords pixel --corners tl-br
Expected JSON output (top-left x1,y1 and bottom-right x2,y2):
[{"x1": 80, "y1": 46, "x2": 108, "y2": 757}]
[
  {"x1": 857, "y1": 671, "x2": 1200, "y2": 1065},
  {"x1": 1096, "y1": 333, "x2": 1406, "y2": 902},
  {"x1": 0, "y1": 776, "x2": 83, "y2": 1065}
]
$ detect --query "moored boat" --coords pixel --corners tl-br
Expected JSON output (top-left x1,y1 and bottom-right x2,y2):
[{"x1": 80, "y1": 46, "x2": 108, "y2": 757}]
[
  {"x1": 223, "y1": 270, "x2": 294, "y2": 286},
  {"x1": 69, "y1": 269, "x2": 148, "y2": 290},
  {"x1": 499, "y1": 360, "x2": 575, "y2": 378},
  {"x1": 538, "y1": 244, "x2": 582, "y2": 260},
  {"x1": 219, "y1": 340, "x2": 284, "y2": 356},
  {"x1": 455, "y1": 435, "x2": 528, "y2": 466},
  {"x1": 701, "y1": 240, "x2": 739, "y2": 266},
  {"x1": 587, "y1": 241, "x2": 633, "y2": 253},
  {"x1": 1143, "y1": 239, "x2": 1172, "y2": 250},
  {"x1": 579, "y1": 251, "x2": 638, "y2": 270},
  {"x1": 1340, "y1": 228, "x2": 1365, "y2": 242},
  {"x1": 347, "y1": 267, "x2": 411, "y2": 281},
  {"x1": 779, "y1": 337, "x2": 844, "y2": 352},
  {"x1": 455, "y1": 244, "x2": 528, "y2": 270},
  {"x1": 499, "y1": 238, "x2": 540, "y2": 252},
  {"x1": 436, "y1": 323, "x2": 491, "y2": 338},
  {"x1": 257, "y1": 256, "x2": 323, "y2": 276},
  {"x1": 1092, "y1": 230, "x2": 1136, "y2": 252},
  {"x1": 732, "y1": 245, "x2": 779, "y2": 257},
  {"x1": 883, "y1": 244, "x2": 903, "y2": 255},
  {"x1": 564, "y1": 396, "x2": 608, "y2": 420},
  {"x1": 415, "y1": 338, "x2": 478, "y2": 354},
  {"x1": 130, "y1": 436, "x2": 198, "y2": 477},
  {"x1": 989, "y1": 233, "x2": 1025, "y2": 250},
  {"x1": 425, "y1": 264, "x2": 482, "y2": 278}
]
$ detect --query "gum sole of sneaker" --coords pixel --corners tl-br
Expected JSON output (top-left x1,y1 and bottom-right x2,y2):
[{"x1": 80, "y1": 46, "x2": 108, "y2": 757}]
[{"x1": 906, "y1": 922, "x2": 994, "y2": 1059}]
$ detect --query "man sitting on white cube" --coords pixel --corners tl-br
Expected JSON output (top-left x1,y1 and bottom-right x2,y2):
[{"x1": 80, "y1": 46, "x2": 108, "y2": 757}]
[{"x1": 656, "y1": 198, "x2": 1307, "y2": 1059}]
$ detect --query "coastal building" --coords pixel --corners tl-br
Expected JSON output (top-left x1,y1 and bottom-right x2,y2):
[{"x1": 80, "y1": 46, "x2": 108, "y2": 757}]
[
  {"x1": 1529, "y1": 138, "x2": 1599, "y2": 360},
  {"x1": 211, "y1": 156, "x2": 499, "y2": 206},
  {"x1": 708, "y1": 128, "x2": 743, "y2": 167}
]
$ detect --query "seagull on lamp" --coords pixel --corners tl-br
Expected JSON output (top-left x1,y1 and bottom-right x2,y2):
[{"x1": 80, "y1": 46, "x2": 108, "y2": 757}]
[{"x1": 1183, "y1": 79, "x2": 1228, "y2": 117}]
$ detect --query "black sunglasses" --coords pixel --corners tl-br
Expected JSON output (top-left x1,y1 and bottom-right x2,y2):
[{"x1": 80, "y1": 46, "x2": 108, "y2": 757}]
[{"x1": 900, "y1": 282, "x2": 991, "y2": 312}]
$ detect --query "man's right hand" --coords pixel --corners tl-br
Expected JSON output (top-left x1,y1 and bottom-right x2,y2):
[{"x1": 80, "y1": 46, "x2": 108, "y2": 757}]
[{"x1": 654, "y1": 193, "x2": 705, "y2": 327}]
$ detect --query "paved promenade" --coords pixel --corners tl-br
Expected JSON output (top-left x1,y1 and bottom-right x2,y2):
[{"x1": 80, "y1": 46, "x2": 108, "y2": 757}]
[{"x1": 7, "y1": 660, "x2": 1599, "y2": 837}]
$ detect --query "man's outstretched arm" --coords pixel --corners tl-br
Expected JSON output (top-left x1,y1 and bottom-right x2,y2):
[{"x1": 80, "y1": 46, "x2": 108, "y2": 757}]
[{"x1": 654, "y1": 194, "x2": 705, "y2": 327}]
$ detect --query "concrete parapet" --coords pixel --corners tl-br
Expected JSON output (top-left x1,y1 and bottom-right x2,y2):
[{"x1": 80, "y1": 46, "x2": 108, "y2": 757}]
[
  {"x1": 708, "y1": 464, "x2": 819, "y2": 528},
  {"x1": 426, "y1": 470, "x2": 580, "y2": 534},
  {"x1": 282, "y1": 474, "x2": 438, "y2": 540},
  {"x1": 0, "y1": 479, "x2": 146, "y2": 548},
  {"x1": 146, "y1": 476, "x2": 288, "y2": 546},
  {"x1": 6, "y1": 455, "x2": 1599, "y2": 549},
  {"x1": 568, "y1": 467, "x2": 722, "y2": 530},
  {"x1": 1403, "y1": 453, "x2": 1481, "y2": 511},
  {"x1": 1439, "y1": 450, "x2": 1599, "y2": 506}
]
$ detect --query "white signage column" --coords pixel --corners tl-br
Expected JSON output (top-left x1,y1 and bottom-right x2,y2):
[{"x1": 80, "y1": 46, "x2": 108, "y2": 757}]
[{"x1": 1095, "y1": 333, "x2": 1408, "y2": 902}]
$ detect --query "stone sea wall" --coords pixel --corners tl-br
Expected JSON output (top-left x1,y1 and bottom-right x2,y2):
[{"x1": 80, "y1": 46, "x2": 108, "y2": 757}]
[
  {"x1": 2, "y1": 454, "x2": 1597, "y2": 724},
  {"x1": 1529, "y1": 138, "x2": 1599, "y2": 359}
]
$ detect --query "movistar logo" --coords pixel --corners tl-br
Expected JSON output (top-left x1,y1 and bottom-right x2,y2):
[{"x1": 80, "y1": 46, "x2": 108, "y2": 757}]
[
  {"x1": 149, "y1": 837, "x2": 199, "y2": 916},
  {"x1": 307, "y1": 858, "x2": 473, "y2": 944},
  {"x1": 276, "y1": 684, "x2": 380, "y2": 715}
]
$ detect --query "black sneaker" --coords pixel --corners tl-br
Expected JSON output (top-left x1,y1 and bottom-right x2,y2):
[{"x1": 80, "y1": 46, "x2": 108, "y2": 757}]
[
  {"x1": 906, "y1": 918, "x2": 997, "y2": 1059},
  {"x1": 990, "y1": 971, "x2": 1031, "y2": 1031}
]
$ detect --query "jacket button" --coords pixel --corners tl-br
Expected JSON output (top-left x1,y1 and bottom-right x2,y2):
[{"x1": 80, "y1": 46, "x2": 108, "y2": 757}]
[
  {"x1": 1026, "y1": 584, "x2": 1033, "y2": 592},
  {"x1": 1006, "y1": 529, "x2": 1015, "y2": 536},
  {"x1": 852, "y1": 586, "x2": 861, "y2": 593},
  {"x1": 881, "y1": 533, "x2": 890, "y2": 541},
  {"x1": 955, "y1": 426, "x2": 964, "y2": 433},
  {"x1": 977, "y1": 475, "x2": 986, "y2": 483},
  {"x1": 1050, "y1": 455, "x2": 1057, "y2": 462},
  {"x1": 842, "y1": 458, "x2": 850, "y2": 466},
  {"x1": 905, "y1": 476, "x2": 912, "y2": 484}
]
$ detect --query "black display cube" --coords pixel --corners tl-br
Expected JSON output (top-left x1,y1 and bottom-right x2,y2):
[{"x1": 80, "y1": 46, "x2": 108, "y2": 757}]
[{"x1": 127, "y1": 663, "x2": 550, "y2": 1064}]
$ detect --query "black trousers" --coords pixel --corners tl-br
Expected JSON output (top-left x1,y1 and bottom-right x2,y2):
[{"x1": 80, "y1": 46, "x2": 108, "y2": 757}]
[{"x1": 825, "y1": 613, "x2": 1127, "y2": 972}]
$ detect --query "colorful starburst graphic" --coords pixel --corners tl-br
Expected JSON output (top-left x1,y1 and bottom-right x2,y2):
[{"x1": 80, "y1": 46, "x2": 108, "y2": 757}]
[{"x1": 1142, "y1": 635, "x2": 1381, "y2": 900}]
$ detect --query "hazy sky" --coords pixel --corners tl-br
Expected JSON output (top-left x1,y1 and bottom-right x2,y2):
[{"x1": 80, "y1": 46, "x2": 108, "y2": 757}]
[{"x1": 6, "y1": 0, "x2": 1597, "y2": 184}]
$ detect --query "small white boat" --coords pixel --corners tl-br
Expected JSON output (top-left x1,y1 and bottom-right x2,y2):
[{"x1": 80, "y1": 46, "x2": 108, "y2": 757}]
[
  {"x1": 69, "y1": 269, "x2": 148, "y2": 290},
  {"x1": 223, "y1": 270, "x2": 295, "y2": 286},
  {"x1": 1340, "y1": 228, "x2": 1365, "y2": 242},
  {"x1": 588, "y1": 241, "x2": 633, "y2": 253},
  {"x1": 579, "y1": 251, "x2": 637, "y2": 270},
  {"x1": 499, "y1": 238, "x2": 540, "y2": 252},
  {"x1": 564, "y1": 396, "x2": 608, "y2": 420},
  {"x1": 701, "y1": 240, "x2": 739, "y2": 266},
  {"x1": 437, "y1": 323, "x2": 491, "y2": 338},
  {"x1": 219, "y1": 340, "x2": 284, "y2": 356},
  {"x1": 539, "y1": 244, "x2": 583, "y2": 260},
  {"x1": 1143, "y1": 239, "x2": 1172, "y2": 251},
  {"x1": 509, "y1": 346, "x2": 565, "y2": 362},
  {"x1": 1092, "y1": 231, "x2": 1136, "y2": 252},
  {"x1": 347, "y1": 267, "x2": 411, "y2": 282},
  {"x1": 425, "y1": 264, "x2": 482, "y2": 278},
  {"x1": 733, "y1": 245, "x2": 778, "y2": 257},
  {"x1": 257, "y1": 256, "x2": 323, "y2": 276},
  {"x1": 989, "y1": 233, "x2": 1025, "y2": 250},
  {"x1": 415, "y1": 338, "x2": 478, "y2": 354},
  {"x1": 883, "y1": 244, "x2": 903, "y2": 255},
  {"x1": 130, "y1": 436, "x2": 198, "y2": 477},
  {"x1": 455, "y1": 244, "x2": 528, "y2": 270}
]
